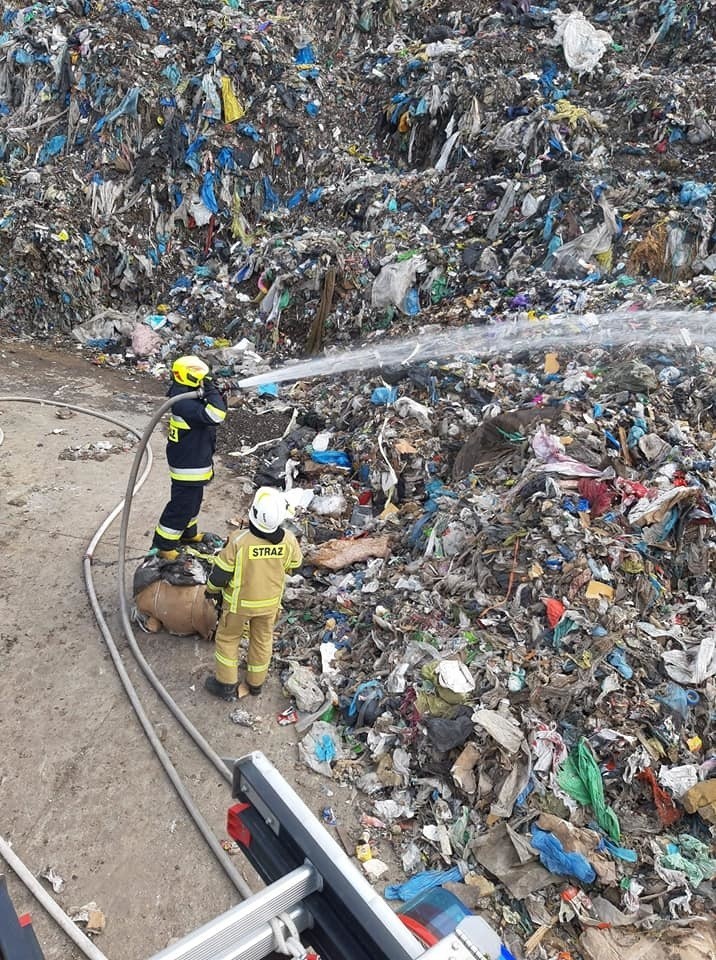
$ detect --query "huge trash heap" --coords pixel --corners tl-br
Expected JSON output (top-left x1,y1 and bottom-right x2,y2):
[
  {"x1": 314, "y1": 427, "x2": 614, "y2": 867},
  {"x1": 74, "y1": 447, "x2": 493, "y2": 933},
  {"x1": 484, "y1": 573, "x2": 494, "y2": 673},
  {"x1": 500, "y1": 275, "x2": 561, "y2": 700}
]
[{"x1": 2, "y1": 1, "x2": 715, "y2": 958}]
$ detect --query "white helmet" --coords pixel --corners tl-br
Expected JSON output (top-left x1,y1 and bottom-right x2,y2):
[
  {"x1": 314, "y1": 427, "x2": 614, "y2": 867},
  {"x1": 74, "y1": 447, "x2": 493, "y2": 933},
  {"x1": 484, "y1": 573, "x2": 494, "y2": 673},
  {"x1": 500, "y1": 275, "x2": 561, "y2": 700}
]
[{"x1": 250, "y1": 487, "x2": 286, "y2": 534}]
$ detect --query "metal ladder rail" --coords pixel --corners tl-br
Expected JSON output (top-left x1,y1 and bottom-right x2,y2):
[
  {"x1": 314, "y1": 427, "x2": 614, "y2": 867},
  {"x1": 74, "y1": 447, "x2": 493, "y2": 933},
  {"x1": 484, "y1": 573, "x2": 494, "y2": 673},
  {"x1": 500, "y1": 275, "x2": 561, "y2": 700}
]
[{"x1": 148, "y1": 864, "x2": 320, "y2": 960}]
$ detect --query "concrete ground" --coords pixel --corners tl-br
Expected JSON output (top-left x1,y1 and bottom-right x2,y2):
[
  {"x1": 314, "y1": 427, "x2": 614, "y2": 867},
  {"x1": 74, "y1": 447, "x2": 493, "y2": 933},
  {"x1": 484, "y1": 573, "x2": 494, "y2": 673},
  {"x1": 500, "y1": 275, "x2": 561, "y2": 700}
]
[{"x1": 0, "y1": 341, "x2": 389, "y2": 960}]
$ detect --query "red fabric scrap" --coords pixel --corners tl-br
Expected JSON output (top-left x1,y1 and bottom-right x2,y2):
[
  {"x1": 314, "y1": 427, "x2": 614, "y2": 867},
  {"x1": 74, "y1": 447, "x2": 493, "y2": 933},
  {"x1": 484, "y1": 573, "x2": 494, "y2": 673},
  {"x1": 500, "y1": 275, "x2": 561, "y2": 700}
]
[
  {"x1": 543, "y1": 597, "x2": 566, "y2": 628},
  {"x1": 578, "y1": 478, "x2": 614, "y2": 518}
]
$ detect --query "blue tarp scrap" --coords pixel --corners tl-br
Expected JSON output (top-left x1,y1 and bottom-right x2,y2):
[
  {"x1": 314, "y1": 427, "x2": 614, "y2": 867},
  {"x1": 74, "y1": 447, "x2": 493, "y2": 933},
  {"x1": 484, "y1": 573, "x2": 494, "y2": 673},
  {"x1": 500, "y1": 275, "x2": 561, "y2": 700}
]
[
  {"x1": 200, "y1": 171, "x2": 219, "y2": 214},
  {"x1": 184, "y1": 135, "x2": 206, "y2": 172},
  {"x1": 286, "y1": 189, "x2": 305, "y2": 209},
  {"x1": 114, "y1": 1, "x2": 150, "y2": 30},
  {"x1": 206, "y1": 40, "x2": 222, "y2": 64},
  {"x1": 92, "y1": 87, "x2": 140, "y2": 135},
  {"x1": 679, "y1": 180, "x2": 713, "y2": 206},
  {"x1": 262, "y1": 175, "x2": 280, "y2": 211},
  {"x1": 216, "y1": 146, "x2": 236, "y2": 170},
  {"x1": 37, "y1": 134, "x2": 66, "y2": 164},
  {"x1": 162, "y1": 63, "x2": 181, "y2": 87},
  {"x1": 295, "y1": 44, "x2": 316, "y2": 64},
  {"x1": 237, "y1": 123, "x2": 261, "y2": 142}
]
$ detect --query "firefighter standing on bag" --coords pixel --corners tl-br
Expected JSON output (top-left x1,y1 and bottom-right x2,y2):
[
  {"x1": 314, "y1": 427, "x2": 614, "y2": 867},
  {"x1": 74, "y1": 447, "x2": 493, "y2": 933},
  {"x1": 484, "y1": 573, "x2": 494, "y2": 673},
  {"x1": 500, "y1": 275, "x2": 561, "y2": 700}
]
[
  {"x1": 204, "y1": 487, "x2": 303, "y2": 700},
  {"x1": 150, "y1": 355, "x2": 227, "y2": 560}
]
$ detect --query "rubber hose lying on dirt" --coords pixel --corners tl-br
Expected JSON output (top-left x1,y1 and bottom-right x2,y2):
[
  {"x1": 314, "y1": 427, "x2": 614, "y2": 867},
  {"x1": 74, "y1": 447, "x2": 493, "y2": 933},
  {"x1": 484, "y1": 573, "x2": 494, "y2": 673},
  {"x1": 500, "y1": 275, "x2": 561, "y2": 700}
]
[
  {"x1": 0, "y1": 395, "x2": 252, "y2": 959},
  {"x1": 0, "y1": 834, "x2": 110, "y2": 960}
]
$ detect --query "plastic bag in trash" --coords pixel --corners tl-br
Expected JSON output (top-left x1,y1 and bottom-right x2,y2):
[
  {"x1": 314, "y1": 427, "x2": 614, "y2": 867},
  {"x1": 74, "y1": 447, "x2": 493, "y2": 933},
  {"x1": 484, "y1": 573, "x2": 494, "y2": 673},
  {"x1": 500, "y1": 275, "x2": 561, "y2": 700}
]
[
  {"x1": 384, "y1": 865, "x2": 462, "y2": 901},
  {"x1": 552, "y1": 10, "x2": 612, "y2": 74},
  {"x1": 133, "y1": 556, "x2": 209, "y2": 595},
  {"x1": 298, "y1": 721, "x2": 343, "y2": 778},
  {"x1": 529, "y1": 825, "x2": 596, "y2": 884},
  {"x1": 371, "y1": 257, "x2": 427, "y2": 312},
  {"x1": 284, "y1": 663, "x2": 325, "y2": 712},
  {"x1": 424, "y1": 711, "x2": 474, "y2": 752}
]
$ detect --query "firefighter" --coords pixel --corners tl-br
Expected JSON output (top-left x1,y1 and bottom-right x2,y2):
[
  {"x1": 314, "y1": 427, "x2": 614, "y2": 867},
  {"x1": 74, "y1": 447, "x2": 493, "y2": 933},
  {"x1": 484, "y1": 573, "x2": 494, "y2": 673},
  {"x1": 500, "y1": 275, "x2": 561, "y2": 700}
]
[
  {"x1": 150, "y1": 355, "x2": 227, "y2": 560},
  {"x1": 204, "y1": 487, "x2": 303, "y2": 700}
]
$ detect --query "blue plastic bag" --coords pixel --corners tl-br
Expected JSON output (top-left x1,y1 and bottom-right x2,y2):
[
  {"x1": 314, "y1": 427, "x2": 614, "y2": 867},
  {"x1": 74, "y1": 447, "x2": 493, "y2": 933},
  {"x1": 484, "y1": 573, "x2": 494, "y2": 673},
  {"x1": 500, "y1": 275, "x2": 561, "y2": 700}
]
[
  {"x1": 206, "y1": 40, "x2": 222, "y2": 64},
  {"x1": 38, "y1": 134, "x2": 67, "y2": 165},
  {"x1": 286, "y1": 189, "x2": 305, "y2": 209},
  {"x1": 216, "y1": 147, "x2": 236, "y2": 170},
  {"x1": 679, "y1": 180, "x2": 713, "y2": 207},
  {"x1": 385, "y1": 866, "x2": 462, "y2": 901},
  {"x1": 530, "y1": 825, "x2": 596, "y2": 883},
  {"x1": 655, "y1": 682, "x2": 694, "y2": 720},
  {"x1": 606, "y1": 647, "x2": 632, "y2": 680},
  {"x1": 315, "y1": 734, "x2": 336, "y2": 763},
  {"x1": 256, "y1": 383, "x2": 278, "y2": 398},
  {"x1": 237, "y1": 123, "x2": 261, "y2": 142},
  {"x1": 92, "y1": 87, "x2": 139, "y2": 135},
  {"x1": 310, "y1": 450, "x2": 351, "y2": 468},
  {"x1": 262, "y1": 176, "x2": 280, "y2": 211},
  {"x1": 598, "y1": 837, "x2": 638, "y2": 863},
  {"x1": 295, "y1": 44, "x2": 316, "y2": 64},
  {"x1": 200, "y1": 172, "x2": 219, "y2": 214},
  {"x1": 403, "y1": 288, "x2": 420, "y2": 315},
  {"x1": 371, "y1": 386, "x2": 398, "y2": 405}
]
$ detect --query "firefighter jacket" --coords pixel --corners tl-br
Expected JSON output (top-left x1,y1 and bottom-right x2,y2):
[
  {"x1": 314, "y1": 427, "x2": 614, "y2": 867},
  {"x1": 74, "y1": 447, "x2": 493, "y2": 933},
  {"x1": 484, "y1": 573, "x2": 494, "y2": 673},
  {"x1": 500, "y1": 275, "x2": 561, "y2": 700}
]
[
  {"x1": 166, "y1": 381, "x2": 227, "y2": 483},
  {"x1": 206, "y1": 526, "x2": 303, "y2": 614}
]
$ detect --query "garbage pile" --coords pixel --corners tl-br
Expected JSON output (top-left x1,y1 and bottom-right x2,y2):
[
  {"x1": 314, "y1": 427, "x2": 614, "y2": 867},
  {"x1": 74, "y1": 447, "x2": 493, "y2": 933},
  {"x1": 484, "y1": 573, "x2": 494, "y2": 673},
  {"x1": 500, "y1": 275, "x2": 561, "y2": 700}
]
[
  {"x1": 1, "y1": 0, "x2": 714, "y2": 355},
  {"x1": 3, "y1": 0, "x2": 716, "y2": 955},
  {"x1": 223, "y1": 334, "x2": 716, "y2": 959}
]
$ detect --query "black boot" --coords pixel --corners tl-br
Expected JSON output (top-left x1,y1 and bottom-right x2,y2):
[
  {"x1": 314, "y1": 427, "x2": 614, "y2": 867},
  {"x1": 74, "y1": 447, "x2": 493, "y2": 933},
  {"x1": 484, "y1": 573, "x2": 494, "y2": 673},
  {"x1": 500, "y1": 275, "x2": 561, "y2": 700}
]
[
  {"x1": 248, "y1": 684, "x2": 263, "y2": 696},
  {"x1": 204, "y1": 675, "x2": 237, "y2": 701}
]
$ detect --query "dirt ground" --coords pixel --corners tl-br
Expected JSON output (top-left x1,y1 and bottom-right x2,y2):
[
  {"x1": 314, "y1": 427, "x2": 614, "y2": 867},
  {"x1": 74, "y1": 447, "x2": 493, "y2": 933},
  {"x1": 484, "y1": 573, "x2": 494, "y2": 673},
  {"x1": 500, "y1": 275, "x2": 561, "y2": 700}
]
[{"x1": 0, "y1": 341, "x2": 397, "y2": 959}]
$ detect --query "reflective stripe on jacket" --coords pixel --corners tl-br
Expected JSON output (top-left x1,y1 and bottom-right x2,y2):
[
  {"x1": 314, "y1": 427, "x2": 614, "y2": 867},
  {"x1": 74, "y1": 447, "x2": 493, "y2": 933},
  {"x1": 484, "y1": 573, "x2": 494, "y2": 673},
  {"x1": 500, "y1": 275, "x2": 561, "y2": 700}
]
[
  {"x1": 165, "y1": 381, "x2": 227, "y2": 484},
  {"x1": 207, "y1": 528, "x2": 303, "y2": 614}
]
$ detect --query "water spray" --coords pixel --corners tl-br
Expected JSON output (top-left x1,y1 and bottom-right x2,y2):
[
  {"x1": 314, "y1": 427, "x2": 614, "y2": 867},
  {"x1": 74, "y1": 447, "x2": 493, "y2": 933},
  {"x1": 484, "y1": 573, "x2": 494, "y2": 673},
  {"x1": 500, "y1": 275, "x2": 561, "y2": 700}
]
[{"x1": 236, "y1": 309, "x2": 715, "y2": 389}]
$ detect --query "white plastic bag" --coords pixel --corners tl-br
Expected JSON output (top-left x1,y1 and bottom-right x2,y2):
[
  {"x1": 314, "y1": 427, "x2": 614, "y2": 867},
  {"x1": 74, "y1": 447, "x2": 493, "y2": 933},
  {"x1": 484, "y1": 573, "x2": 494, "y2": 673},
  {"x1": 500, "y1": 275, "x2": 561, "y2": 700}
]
[
  {"x1": 371, "y1": 256, "x2": 426, "y2": 311},
  {"x1": 436, "y1": 660, "x2": 475, "y2": 694},
  {"x1": 532, "y1": 424, "x2": 565, "y2": 461},
  {"x1": 553, "y1": 11, "x2": 612, "y2": 74}
]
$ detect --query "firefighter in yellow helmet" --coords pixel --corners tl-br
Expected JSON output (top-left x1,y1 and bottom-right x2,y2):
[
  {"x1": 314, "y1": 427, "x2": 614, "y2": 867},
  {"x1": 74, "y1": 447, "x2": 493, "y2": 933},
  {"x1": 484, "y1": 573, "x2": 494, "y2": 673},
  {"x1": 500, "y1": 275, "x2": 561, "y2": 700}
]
[
  {"x1": 204, "y1": 487, "x2": 303, "y2": 699},
  {"x1": 150, "y1": 355, "x2": 227, "y2": 560}
]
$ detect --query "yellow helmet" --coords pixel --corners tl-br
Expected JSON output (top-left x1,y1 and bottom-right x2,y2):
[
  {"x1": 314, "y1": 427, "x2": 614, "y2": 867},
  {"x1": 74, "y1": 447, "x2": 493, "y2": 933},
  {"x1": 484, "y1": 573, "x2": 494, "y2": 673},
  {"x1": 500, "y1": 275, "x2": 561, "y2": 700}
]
[{"x1": 172, "y1": 355, "x2": 210, "y2": 387}]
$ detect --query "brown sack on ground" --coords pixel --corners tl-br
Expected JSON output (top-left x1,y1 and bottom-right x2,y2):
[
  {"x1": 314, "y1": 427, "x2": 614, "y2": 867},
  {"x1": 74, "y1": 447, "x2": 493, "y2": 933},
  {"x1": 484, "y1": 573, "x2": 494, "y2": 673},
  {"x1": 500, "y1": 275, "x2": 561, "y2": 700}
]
[{"x1": 134, "y1": 581, "x2": 218, "y2": 640}]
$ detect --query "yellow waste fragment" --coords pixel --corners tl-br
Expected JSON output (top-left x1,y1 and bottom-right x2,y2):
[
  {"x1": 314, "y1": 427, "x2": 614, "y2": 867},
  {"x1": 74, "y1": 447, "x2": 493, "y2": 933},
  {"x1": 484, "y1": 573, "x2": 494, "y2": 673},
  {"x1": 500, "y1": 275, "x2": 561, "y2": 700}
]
[{"x1": 221, "y1": 76, "x2": 245, "y2": 122}]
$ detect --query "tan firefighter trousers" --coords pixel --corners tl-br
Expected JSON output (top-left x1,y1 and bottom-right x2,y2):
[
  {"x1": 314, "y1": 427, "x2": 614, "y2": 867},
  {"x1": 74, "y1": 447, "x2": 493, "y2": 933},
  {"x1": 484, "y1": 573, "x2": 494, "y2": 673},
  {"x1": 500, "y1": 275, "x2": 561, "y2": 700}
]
[{"x1": 214, "y1": 607, "x2": 278, "y2": 688}]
